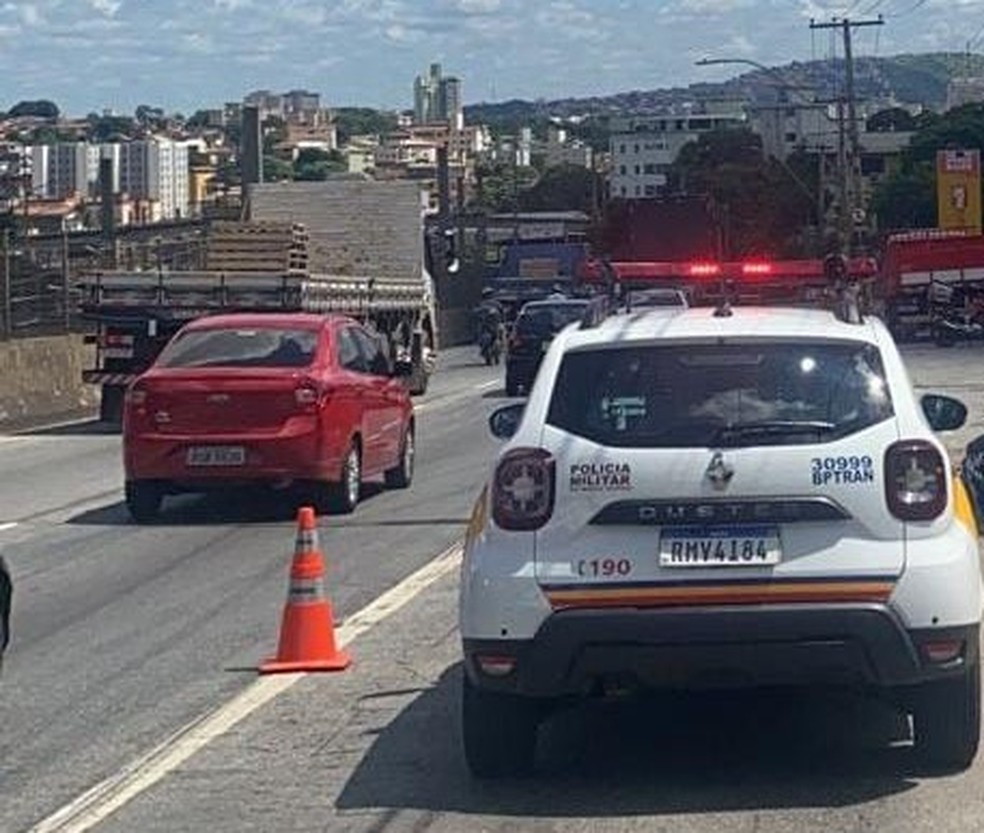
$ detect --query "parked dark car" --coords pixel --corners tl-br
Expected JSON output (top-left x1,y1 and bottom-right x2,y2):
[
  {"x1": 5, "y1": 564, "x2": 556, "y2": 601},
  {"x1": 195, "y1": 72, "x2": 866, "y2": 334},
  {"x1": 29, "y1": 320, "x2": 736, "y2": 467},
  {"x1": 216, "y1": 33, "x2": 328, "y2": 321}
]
[
  {"x1": 504, "y1": 298, "x2": 590, "y2": 396},
  {"x1": 0, "y1": 556, "x2": 10, "y2": 674}
]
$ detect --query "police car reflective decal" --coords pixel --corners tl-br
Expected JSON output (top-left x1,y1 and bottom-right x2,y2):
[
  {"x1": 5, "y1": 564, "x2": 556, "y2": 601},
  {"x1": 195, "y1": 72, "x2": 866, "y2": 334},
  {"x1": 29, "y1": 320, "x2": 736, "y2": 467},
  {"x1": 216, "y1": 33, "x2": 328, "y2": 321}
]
[{"x1": 811, "y1": 456, "x2": 875, "y2": 486}]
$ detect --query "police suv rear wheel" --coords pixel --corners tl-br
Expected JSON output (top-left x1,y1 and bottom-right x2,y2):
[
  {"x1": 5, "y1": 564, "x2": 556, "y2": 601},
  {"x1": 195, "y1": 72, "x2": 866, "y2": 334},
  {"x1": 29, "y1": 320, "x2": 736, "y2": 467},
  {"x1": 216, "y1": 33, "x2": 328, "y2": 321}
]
[
  {"x1": 913, "y1": 665, "x2": 981, "y2": 770},
  {"x1": 462, "y1": 675, "x2": 537, "y2": 778}
]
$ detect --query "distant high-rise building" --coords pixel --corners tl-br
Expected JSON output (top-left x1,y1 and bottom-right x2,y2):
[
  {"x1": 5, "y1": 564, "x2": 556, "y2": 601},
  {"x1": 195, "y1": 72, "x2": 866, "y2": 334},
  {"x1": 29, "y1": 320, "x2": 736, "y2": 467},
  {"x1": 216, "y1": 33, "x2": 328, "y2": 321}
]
[
  {"x1": 243, "y1": 89, "x2": 285, "y2": 120},
  {"x1": 413, "y1": 63, "x2": 463, "y2": 128},
  {"x1": 117, "y1": 138, "x2": 190, "y2": 219},
  {"x1": 285, "y1": 90, "x2": 320, "y2": 116},
  {"x1": 30, "y1": 143, "x2": 100, "y2": 199},
  {"x1": 439, "y1": 77, "x2": 463, "y2": 130}
]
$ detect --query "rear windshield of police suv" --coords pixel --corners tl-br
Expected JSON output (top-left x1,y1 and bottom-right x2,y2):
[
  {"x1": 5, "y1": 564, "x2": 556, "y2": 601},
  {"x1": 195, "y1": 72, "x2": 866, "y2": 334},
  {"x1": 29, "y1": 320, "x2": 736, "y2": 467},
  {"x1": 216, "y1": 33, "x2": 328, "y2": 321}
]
[{"x1": 546, "y1": 341, "x2": 894, "y2": 448}]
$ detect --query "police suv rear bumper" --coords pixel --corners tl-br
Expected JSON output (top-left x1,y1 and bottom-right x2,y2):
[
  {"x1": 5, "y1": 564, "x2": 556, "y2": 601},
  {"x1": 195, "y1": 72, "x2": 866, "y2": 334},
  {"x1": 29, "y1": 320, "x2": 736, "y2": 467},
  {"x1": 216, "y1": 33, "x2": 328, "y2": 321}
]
[{"x1": 463, "y1": 604, "x2": 979, "y2": 699}]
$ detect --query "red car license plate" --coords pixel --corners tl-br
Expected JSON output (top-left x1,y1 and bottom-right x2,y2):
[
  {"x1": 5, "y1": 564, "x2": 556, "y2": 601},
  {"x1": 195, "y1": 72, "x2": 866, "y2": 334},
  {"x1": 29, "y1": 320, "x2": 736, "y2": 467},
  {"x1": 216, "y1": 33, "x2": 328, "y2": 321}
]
[{"x1": 185, "y1": 446, "x2": 246, "y2": 467}]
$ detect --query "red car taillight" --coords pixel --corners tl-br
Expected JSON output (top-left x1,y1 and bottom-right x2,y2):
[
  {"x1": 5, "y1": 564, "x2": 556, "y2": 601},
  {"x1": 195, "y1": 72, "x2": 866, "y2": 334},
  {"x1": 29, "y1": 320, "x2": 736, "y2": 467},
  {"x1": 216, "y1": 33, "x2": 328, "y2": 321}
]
[
  {"x1": 492, "y1": 448, "x2": 555, "y2": 531},
  {"x1": 884, "y1": 440, "x2": 947, "y2": 521},
  {"x1": 124, "y1": 384, "x2": 149, "y2": 421},
  {"x1": 295, "y1": 380, "x2": 331, "y2": 413}
]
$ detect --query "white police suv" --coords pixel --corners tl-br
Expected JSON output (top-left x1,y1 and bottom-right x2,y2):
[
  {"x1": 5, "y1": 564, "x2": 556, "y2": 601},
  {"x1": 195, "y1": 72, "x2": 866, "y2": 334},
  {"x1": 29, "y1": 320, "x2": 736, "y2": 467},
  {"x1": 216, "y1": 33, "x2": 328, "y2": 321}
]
[{"x1": 460, "y1": 302, "x2": 983, "y2": 777}]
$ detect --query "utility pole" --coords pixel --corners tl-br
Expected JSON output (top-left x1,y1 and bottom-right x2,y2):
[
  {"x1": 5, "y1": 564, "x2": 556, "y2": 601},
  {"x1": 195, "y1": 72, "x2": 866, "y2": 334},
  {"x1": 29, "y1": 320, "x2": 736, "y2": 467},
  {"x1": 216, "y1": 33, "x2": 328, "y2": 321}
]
[{"x1": 810, "y1": 15, "x2": 884, "y2": 255}]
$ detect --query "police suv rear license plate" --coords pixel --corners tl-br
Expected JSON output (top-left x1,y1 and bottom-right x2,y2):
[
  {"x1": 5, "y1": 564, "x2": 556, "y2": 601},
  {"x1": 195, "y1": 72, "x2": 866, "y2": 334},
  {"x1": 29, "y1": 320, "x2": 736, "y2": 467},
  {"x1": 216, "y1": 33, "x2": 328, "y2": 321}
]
[
  {"x1": 186, "y1": 446, "x2": 246, "y2": 467},
  {"x1": 659, "y1": 525, "x2": 781, "y2": 567}
]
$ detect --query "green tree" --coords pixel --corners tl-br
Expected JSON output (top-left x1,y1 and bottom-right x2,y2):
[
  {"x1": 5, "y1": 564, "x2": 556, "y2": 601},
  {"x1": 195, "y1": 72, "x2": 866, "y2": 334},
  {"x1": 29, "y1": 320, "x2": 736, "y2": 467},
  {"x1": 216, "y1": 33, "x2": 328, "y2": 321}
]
[
  {"x1": 869, "y1": 102, "x2": 984, "y2": 231},
  {"x1": 871, "y1": 165, "x2": 937, "y2": 230},
  {"x1": 186, "y1": 110, "x2": 212, "y2": 129},
  {"x1": 333, "y1": 108, "x2": 399, "y2": 144},
  {"x1": 293, "y1": 148, "x2": 346, "y2": 181},
  {"x1": 88, "y1": 114, "x2": 134, "y2": 142},
  {"x1": 135, "y1": 104, "x2": 165, "y2": 127},
  {"x1": 472, "y1": 162, "x2": 539, "y2": 212},
  {"x1": 907, "y1": 103, "x2": 984, "y2": 165},
  {"x1": 670, "y1": 129, "x2": 816, "y2": 257},
  {"x1": 867, "y1": 107, "x2": 917, "y2": 133},
  {"x1": 262, "y1": 116, "x2": 287, "y2": 154},
  {"x1": 8, "y1": 99, "x2": 59, "y2": 119},
  {"x1": 262, "y1": 155, "x2": 293, "y2": 182},
  {"x1": 519, "y1": 164, "x2": 600, "y2": 214},
  {"x1": 567, "y1": 116, "x2": 611, "y2": 153}
]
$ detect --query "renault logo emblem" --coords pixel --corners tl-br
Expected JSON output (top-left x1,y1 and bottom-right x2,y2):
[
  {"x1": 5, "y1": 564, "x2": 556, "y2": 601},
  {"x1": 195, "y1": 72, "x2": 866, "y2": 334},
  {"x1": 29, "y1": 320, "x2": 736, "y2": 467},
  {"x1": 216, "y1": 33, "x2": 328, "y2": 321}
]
[{"x1": 706, "y1": 451, "x2": 735, "y2": 490}]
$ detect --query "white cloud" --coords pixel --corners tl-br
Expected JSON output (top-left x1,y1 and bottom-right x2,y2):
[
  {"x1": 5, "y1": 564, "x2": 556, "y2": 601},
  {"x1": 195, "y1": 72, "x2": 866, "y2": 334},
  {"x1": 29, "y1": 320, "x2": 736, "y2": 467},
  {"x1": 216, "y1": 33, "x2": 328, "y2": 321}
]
[
  {"x1": 90, "y1": 0, "x2": 122, "y2": 16},
  {"x1": 452, "y1": 0, "x2": 501, "y2": 11},
  {"x1": 19, "y1": 2, "x2": 42, "y2": 25}
]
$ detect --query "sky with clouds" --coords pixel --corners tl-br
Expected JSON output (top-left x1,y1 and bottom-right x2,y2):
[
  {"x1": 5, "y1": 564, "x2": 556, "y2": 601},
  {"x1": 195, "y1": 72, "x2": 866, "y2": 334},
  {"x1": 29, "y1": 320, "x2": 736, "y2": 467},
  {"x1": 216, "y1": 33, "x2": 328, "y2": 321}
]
[{"x1": 1, "y1": 0, "x2": 982, "y2": 116}]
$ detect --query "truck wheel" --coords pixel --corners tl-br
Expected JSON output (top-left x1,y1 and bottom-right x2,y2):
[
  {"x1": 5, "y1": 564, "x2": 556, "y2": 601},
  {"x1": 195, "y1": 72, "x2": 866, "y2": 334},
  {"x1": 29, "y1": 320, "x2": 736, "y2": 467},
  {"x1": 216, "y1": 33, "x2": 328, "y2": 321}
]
[
  {"x1": 100, "y1": 385, "x2": 125, "y2": 424},
  {"x1": 125, "y1": 481, "x2": 164, "y2": 524},
  {"x1": 913, "y1": 665, "x2": 981, "y2": 770},
  {"x1": 326, "y1": 443, "x2": 361, "y2": 514},
  {"x1": 462, "y1": 674, "x2": 537, "y2": 778},
  {"x1": 384, "y1": 427, "x2": 414, "y2": 489}
]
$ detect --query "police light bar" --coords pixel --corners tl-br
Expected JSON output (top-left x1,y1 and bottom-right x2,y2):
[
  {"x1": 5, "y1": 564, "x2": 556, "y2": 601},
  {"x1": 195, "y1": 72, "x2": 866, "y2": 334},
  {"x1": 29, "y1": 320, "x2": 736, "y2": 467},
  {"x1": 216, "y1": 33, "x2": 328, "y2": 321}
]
[
  {"x1": 741, "y1": 262, "x2": 773, "y2": 275},
  {"x1": 688, "y1": 263, "x2": 720, "y2": 276}
]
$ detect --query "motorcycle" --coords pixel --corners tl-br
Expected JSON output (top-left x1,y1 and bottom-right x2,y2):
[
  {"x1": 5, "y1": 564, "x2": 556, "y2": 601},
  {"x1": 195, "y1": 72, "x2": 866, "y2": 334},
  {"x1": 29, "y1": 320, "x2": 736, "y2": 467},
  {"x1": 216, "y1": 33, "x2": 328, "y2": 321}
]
[
  {"x1": 931, "y1": 281, "x2": 984, "y2": 346},
  {"x1": 478, "y1": 327, "x2": 502, "y2": 366}
]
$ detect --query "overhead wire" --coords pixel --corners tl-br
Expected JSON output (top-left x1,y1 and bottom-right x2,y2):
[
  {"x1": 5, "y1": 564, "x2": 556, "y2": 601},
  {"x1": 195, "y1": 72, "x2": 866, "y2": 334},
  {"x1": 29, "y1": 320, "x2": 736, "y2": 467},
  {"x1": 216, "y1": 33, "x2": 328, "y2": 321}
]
[
  {"x1": 890, "y1": 0, "x2": 929, "y2": 17},
  {"x1": 968, "y1": 20, "x2": 984, "y2": 52}
]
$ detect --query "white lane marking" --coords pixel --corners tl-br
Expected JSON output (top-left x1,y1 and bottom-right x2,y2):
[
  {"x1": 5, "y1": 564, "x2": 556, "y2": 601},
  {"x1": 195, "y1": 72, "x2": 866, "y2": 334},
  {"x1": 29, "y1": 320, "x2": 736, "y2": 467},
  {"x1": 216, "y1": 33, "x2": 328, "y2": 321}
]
[
  {"x1": 474, "y1": 380, "x2": 499, "y2": 391},
  {"x1": 29, "y1": 541, "x2": 463, "y2": 833},
  {"x1": 0, "y1": 522, "x2": 18, "y2": 533}
]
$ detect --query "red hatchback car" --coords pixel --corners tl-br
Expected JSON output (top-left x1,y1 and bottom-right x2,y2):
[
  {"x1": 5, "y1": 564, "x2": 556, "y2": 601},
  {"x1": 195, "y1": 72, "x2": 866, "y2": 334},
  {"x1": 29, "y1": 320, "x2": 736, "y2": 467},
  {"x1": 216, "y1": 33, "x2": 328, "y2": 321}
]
[{"x1": 122, "y1": 313, "x2": 415, "y2": 522}]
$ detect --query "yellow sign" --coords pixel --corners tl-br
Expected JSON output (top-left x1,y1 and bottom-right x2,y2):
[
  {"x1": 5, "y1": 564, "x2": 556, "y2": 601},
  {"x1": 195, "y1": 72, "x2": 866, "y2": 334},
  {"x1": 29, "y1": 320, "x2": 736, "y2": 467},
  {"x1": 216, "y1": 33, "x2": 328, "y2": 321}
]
[{"x1": 937, "y1": 149, "x2": 982, "y2": 235}]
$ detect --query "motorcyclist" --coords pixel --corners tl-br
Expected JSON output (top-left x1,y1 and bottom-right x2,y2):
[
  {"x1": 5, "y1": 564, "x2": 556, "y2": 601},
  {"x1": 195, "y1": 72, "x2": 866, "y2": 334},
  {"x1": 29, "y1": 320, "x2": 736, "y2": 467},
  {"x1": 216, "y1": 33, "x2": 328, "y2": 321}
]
[{"x1": 474, "y1": 293, "x2": 506, "y2": 365}]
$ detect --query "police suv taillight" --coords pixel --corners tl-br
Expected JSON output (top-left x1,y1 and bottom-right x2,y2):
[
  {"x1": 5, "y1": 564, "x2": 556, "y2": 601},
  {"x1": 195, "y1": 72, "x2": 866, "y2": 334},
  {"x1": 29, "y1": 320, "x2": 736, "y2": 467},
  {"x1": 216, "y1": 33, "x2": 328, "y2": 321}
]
[
  {"x1": 885, "y1": 440, "x2": 948, "y2": 521},
  {"x1": 492, "y1": 448, "x2": 556, "y2": 531}
]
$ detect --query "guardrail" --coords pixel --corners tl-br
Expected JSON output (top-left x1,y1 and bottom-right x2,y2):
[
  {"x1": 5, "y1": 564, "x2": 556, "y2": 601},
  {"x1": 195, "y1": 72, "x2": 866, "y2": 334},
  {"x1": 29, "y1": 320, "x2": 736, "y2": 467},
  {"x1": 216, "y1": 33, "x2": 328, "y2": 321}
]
[{"x1": 0, "y1": 266, "x2": 86, "y2": 339}]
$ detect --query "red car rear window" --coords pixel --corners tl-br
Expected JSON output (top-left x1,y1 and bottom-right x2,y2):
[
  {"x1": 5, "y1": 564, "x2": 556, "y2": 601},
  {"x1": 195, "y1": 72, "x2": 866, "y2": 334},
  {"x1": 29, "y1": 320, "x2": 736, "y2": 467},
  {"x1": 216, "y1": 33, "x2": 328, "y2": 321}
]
[{"x1": 157, "y1": 327, "x2": 319, "y2": 369}]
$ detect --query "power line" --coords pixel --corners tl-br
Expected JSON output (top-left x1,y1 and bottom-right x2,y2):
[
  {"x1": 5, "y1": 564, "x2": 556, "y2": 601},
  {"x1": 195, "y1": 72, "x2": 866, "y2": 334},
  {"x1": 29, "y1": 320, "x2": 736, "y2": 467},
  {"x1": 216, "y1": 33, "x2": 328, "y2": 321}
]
[
  {"x1": 968, "y1": 20, "x2": 984, "y2": 51},
  {"x1": 890, "y1": 0, "x2": 929, "y2": 17}
]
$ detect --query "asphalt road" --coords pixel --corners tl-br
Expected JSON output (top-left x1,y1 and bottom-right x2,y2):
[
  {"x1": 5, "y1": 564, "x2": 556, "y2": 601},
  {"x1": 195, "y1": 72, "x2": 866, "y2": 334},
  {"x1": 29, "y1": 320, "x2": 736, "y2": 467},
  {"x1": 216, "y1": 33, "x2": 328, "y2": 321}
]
[
  {"x1": 3, "y1": 343, "x2": 984, "y2": 833},
  {"x1": 0, "y1": 346, "x2": 506, "y2": 833}
]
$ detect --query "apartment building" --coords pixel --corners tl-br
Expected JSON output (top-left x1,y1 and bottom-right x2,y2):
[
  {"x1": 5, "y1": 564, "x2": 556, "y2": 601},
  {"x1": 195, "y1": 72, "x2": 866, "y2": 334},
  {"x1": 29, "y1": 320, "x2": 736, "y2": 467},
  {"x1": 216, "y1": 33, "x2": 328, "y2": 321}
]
[
  {"x1": 118, "y1": 138, "x2": 190, "y2": 220},
  {"x1": 30, "y1": 142, "x2": 100, "y2": 199},
  {"x1": 608, "y1": 106, "x2": 746, "y2": 198}
]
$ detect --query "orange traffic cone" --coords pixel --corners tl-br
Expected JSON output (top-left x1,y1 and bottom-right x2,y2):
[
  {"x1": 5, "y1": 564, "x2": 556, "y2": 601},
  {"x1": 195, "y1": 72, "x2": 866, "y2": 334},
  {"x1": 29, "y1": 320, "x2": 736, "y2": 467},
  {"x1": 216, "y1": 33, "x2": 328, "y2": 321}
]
[{"x1": 260, "y1": 506, "x2": 351, "y2": 674}]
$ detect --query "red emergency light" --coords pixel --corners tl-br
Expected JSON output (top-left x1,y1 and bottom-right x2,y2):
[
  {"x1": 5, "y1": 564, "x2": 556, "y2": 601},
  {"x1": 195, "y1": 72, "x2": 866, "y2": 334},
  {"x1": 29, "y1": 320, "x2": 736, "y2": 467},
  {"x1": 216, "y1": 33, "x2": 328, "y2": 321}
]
[
  {"x1": 688, "y1": 263, "x2": 721, "y2": 276},
  {"x1": 741, "y1": 262, "x2": 773, "y2": 275}
]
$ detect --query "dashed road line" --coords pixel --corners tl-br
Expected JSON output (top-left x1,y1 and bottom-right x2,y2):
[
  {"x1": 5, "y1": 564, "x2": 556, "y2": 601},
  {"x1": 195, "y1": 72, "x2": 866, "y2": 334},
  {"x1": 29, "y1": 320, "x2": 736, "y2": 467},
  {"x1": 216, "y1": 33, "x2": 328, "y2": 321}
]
[{"x1": 28, "y1": 541, "x2": 463, "y2": 833}]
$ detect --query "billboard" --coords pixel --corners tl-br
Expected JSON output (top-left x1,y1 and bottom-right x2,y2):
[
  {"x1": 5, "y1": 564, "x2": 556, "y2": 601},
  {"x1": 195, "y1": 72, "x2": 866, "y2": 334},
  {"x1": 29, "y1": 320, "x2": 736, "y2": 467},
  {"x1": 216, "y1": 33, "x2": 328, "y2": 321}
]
[{"x1": 937, "y1": 149, "x2": 982, "y2": 235}]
